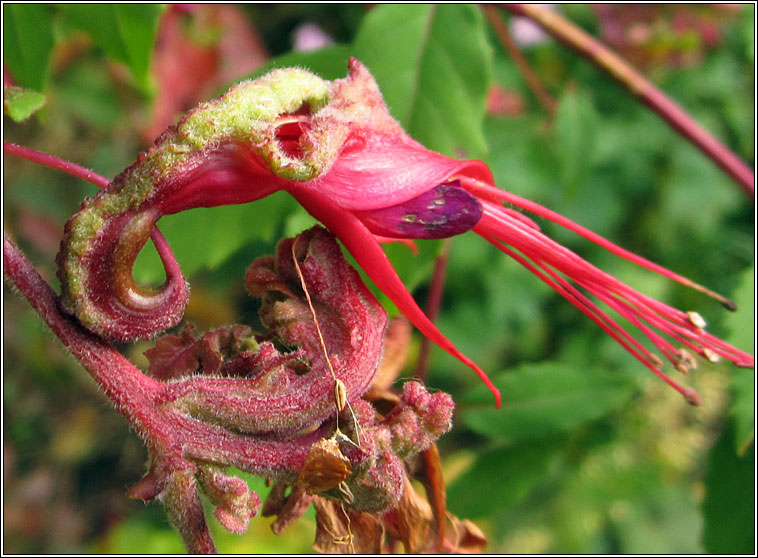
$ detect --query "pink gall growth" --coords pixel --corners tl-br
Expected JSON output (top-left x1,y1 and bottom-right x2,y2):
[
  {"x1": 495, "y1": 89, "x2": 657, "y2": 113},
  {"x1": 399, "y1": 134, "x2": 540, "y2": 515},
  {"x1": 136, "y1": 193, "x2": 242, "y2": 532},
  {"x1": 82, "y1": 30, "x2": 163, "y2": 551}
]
[{"x1": 11, "y1": 59, "x2": 753, "y2": 410}]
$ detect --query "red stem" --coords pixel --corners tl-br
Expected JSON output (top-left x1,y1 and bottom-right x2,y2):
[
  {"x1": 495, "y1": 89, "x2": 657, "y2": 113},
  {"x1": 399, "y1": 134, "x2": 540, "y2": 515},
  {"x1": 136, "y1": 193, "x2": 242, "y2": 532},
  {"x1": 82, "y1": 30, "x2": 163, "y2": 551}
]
[
  {"x1": 3, "y1": 233, "x2": 165, "y2": 439},
  {"x1": 499, "y1": 4, "x2": 755, "y2": 198},
  {"x1": 4, "y1": 141, "x2": 110, "y2": 189},
  {"x1": 483, "y1": 5, "x2": 556, "y2": 115}
]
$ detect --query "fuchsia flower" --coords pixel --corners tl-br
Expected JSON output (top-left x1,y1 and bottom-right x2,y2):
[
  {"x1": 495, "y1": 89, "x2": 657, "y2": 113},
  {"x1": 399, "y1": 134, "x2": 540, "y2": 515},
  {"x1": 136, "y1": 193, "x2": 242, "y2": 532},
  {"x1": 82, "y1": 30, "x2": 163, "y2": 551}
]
[{"x1": 56, "y1": 58, "x2": 753, "y2": 407}]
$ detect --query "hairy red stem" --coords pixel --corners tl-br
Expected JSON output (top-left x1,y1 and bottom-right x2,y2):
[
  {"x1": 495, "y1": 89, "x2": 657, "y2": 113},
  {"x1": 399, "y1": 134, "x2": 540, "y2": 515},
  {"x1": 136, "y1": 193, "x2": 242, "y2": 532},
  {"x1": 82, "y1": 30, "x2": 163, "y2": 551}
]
[{"x1": 3, "y1": 233, "x2": 165, "y2": 439}]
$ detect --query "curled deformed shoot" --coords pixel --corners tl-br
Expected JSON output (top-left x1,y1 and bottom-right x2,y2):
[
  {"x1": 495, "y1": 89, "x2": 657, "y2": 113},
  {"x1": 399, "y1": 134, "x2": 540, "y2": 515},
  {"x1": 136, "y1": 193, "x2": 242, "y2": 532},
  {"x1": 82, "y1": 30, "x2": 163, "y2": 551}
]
[
  {"x1": 5, "y1": 224, "x2": 455, "y2": 553},
  {"x1": 8, "y1": 58, "x2": 748, "y2": 408}
]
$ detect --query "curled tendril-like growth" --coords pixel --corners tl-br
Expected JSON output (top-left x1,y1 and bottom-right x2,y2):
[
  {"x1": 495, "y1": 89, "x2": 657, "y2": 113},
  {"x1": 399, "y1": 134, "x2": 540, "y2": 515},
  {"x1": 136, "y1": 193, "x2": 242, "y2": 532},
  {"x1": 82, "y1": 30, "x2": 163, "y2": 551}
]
[{"x1": 55, "y1": 59, "x2": 500, "y2": 401}]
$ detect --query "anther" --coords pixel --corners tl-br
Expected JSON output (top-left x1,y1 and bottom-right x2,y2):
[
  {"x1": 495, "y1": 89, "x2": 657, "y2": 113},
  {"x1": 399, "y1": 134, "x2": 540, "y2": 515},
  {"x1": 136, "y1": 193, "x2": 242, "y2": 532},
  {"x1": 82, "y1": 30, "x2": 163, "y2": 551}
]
[
  {"x1": 686, "y1": 311, "x2": 707, "y2": 330},
  {"x1": 676, "y1": 349, "x2": 698, "y2": 374},
  {"x1": 702, "y1": 348, "x2": 721, "y2": 363},
  {"x1": 682, "y1": 387, "x2": 702, "y2": 406}
]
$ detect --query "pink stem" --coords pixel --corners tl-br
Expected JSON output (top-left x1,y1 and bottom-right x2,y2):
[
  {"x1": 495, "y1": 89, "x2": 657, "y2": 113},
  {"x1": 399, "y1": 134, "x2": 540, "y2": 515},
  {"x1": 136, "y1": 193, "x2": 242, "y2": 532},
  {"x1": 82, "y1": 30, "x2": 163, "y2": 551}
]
[
  {"x1": 4, "y1": 141, "x2": 110, "y2": 189},
  {"x1": 499, "y1": 4, "x2": 755, "y2": 198}
]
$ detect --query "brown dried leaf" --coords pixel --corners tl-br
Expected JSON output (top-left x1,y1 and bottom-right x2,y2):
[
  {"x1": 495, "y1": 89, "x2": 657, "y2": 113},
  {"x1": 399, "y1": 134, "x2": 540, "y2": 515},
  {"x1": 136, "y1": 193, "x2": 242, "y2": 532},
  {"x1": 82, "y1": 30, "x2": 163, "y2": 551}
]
[
  {"x1": 313, "y1": 497, "x2": 383, "y2": 554},
  {"x1": 298, "y1": 438, "x2": 351, "y2": 495},
  {"x1": 421, "y1": 444, "x2": 447, "y2": 551},
  {"x1": 261, "y1": 480, "x2": 287, "y2": 518},
  {"x1": 388, "y1": 476, "x2": 434, "y2": 553},
  {"x1": 445, "y1": 516, "x2": 488, "y2": 554}
]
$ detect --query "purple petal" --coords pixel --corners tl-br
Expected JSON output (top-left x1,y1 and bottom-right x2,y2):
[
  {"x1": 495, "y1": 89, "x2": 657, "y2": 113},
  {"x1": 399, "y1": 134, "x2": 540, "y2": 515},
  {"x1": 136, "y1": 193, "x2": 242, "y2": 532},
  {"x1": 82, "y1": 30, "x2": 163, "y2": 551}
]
[{"x1": 355, "y1": 182, "x2": 483, "y2": 239}]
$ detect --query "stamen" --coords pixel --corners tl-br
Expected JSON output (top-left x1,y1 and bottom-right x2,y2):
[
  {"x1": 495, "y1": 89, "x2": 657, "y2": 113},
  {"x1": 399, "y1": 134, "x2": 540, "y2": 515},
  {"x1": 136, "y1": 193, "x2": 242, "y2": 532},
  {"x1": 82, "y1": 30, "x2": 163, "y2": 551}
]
[
  {"x1": 458, "y1": 176, "x2": 738, "y2": 310},
  {"x1": 471, "y1": 195, "x2": 754, "y2": 406},
  {"x1": 702, "y1": 348, "x2": 721, "y2": 363},
  {"x1": 676, "y1": 349, "x2": 698, "y2": 374}
]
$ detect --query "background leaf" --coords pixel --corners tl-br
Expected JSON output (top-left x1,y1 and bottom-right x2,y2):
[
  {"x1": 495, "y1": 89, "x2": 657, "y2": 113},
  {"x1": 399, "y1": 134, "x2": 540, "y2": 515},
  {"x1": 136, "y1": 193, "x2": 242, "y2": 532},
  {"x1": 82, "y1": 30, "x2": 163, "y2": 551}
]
[
  {"x1": 447, "y1": 440, "x2": 564, "y2": 519},
  {"x1": 459, "y1": 362, "x2": 638, "y2": 442},
  {"x1": 58, "y1": 4, "x2": 165, "y2": 91},
  {"x1": 247, "y1": 44, "x2": 352, "y2": 82},
  {"x1": 552, "y1": 86, "x2": 599, "y2": 193},
  {"x1": 2, "y1": 4, "x2": 55, "y2": 91},
  {"x1": 701, "y1": 419, "x2": 755, "y2": 554},
  {"x1": 352, "y1": 4, "x2": 492, "y2": 158},
  {"x1": 133, "y1": 192, "x2": 298, "y2": 284},
  {"x1": 724, "y1": 265, "x2": 755, "y2": 453}
]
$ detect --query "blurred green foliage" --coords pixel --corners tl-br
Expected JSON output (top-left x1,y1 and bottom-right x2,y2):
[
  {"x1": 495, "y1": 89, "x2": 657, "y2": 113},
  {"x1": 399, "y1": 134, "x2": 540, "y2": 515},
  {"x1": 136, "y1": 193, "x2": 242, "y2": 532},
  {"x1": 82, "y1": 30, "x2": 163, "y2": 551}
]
[{"x1": 3, "y1": 4, "x2": 754, "y2": 554}]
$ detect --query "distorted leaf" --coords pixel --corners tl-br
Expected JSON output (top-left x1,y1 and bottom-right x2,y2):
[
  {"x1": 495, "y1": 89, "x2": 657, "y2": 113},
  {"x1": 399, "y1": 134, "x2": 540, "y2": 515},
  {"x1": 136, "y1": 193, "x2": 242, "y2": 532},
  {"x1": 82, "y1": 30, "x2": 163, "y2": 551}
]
[
  {"x1": 145, "y1": 323, "x2": 255, "y2": 381},
  {"x1": 4, "y1": 86, "x2": 47, "y2": 122},
  {"x1": 58, "y1": 4, "x2": 165, "y2": 91}
]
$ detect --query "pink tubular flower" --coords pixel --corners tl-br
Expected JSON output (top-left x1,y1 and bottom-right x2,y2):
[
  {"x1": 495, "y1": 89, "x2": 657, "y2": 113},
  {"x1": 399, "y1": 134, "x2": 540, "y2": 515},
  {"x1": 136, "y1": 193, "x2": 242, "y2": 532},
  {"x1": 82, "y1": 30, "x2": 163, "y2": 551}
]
[{"x1": 52, "y1": 58, "x2": 753, "y2": 407}]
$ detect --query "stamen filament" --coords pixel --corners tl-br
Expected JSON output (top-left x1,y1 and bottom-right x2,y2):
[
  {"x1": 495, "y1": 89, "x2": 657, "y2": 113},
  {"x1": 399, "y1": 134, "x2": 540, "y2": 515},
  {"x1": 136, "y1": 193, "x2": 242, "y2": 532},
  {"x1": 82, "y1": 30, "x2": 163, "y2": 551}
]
[
  {"x1": 459, "y1": 176, "x2": 737, "y2": 310},
  {"x1": 474, "y1": 195, "x2": 754, "y2": 405}
]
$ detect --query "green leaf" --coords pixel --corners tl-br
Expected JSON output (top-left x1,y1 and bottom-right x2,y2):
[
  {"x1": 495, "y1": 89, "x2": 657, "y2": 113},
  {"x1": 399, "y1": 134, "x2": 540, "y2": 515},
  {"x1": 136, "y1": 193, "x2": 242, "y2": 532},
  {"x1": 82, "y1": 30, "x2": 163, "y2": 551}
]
[
  {"x1": 552, "y1": 86, "x2": 599, "y2": 192},
  {"x1": 133, "y1": 192, "x2": 298, "y2": 284},
  {"x1": 740, "y1": 4, "x2": 754, "y2": 64},
  {"x1": 460, "y1": 362, "x2": 638, "y2": 442},
  {"x1": 3, "y1": 86, "x2": 47, "y2": 122},
  {"x1": 612, "y1": 483, "x2": 703, "y2": 554},
  {"x1": 352, "y1": 4, "x2": 492, "y2": 158},
  {"x1": 447, "y1": 439, "x2": 564, "y2": 519},
  {"x1": 701, "y1": 418, "x2": 755, "y2": 554},
  {"x1": 58, "y1": 4, "x2": 165, "y2": 91},
  {"x1": 56, "y1": 61, "x2": 122, "y2": 131},
  {"x1": 724, "y1": 265, "x2": 755, "y2": 454},
  {"x1": 3, "y1": 4, "x2": 55, "y2": 91}
]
